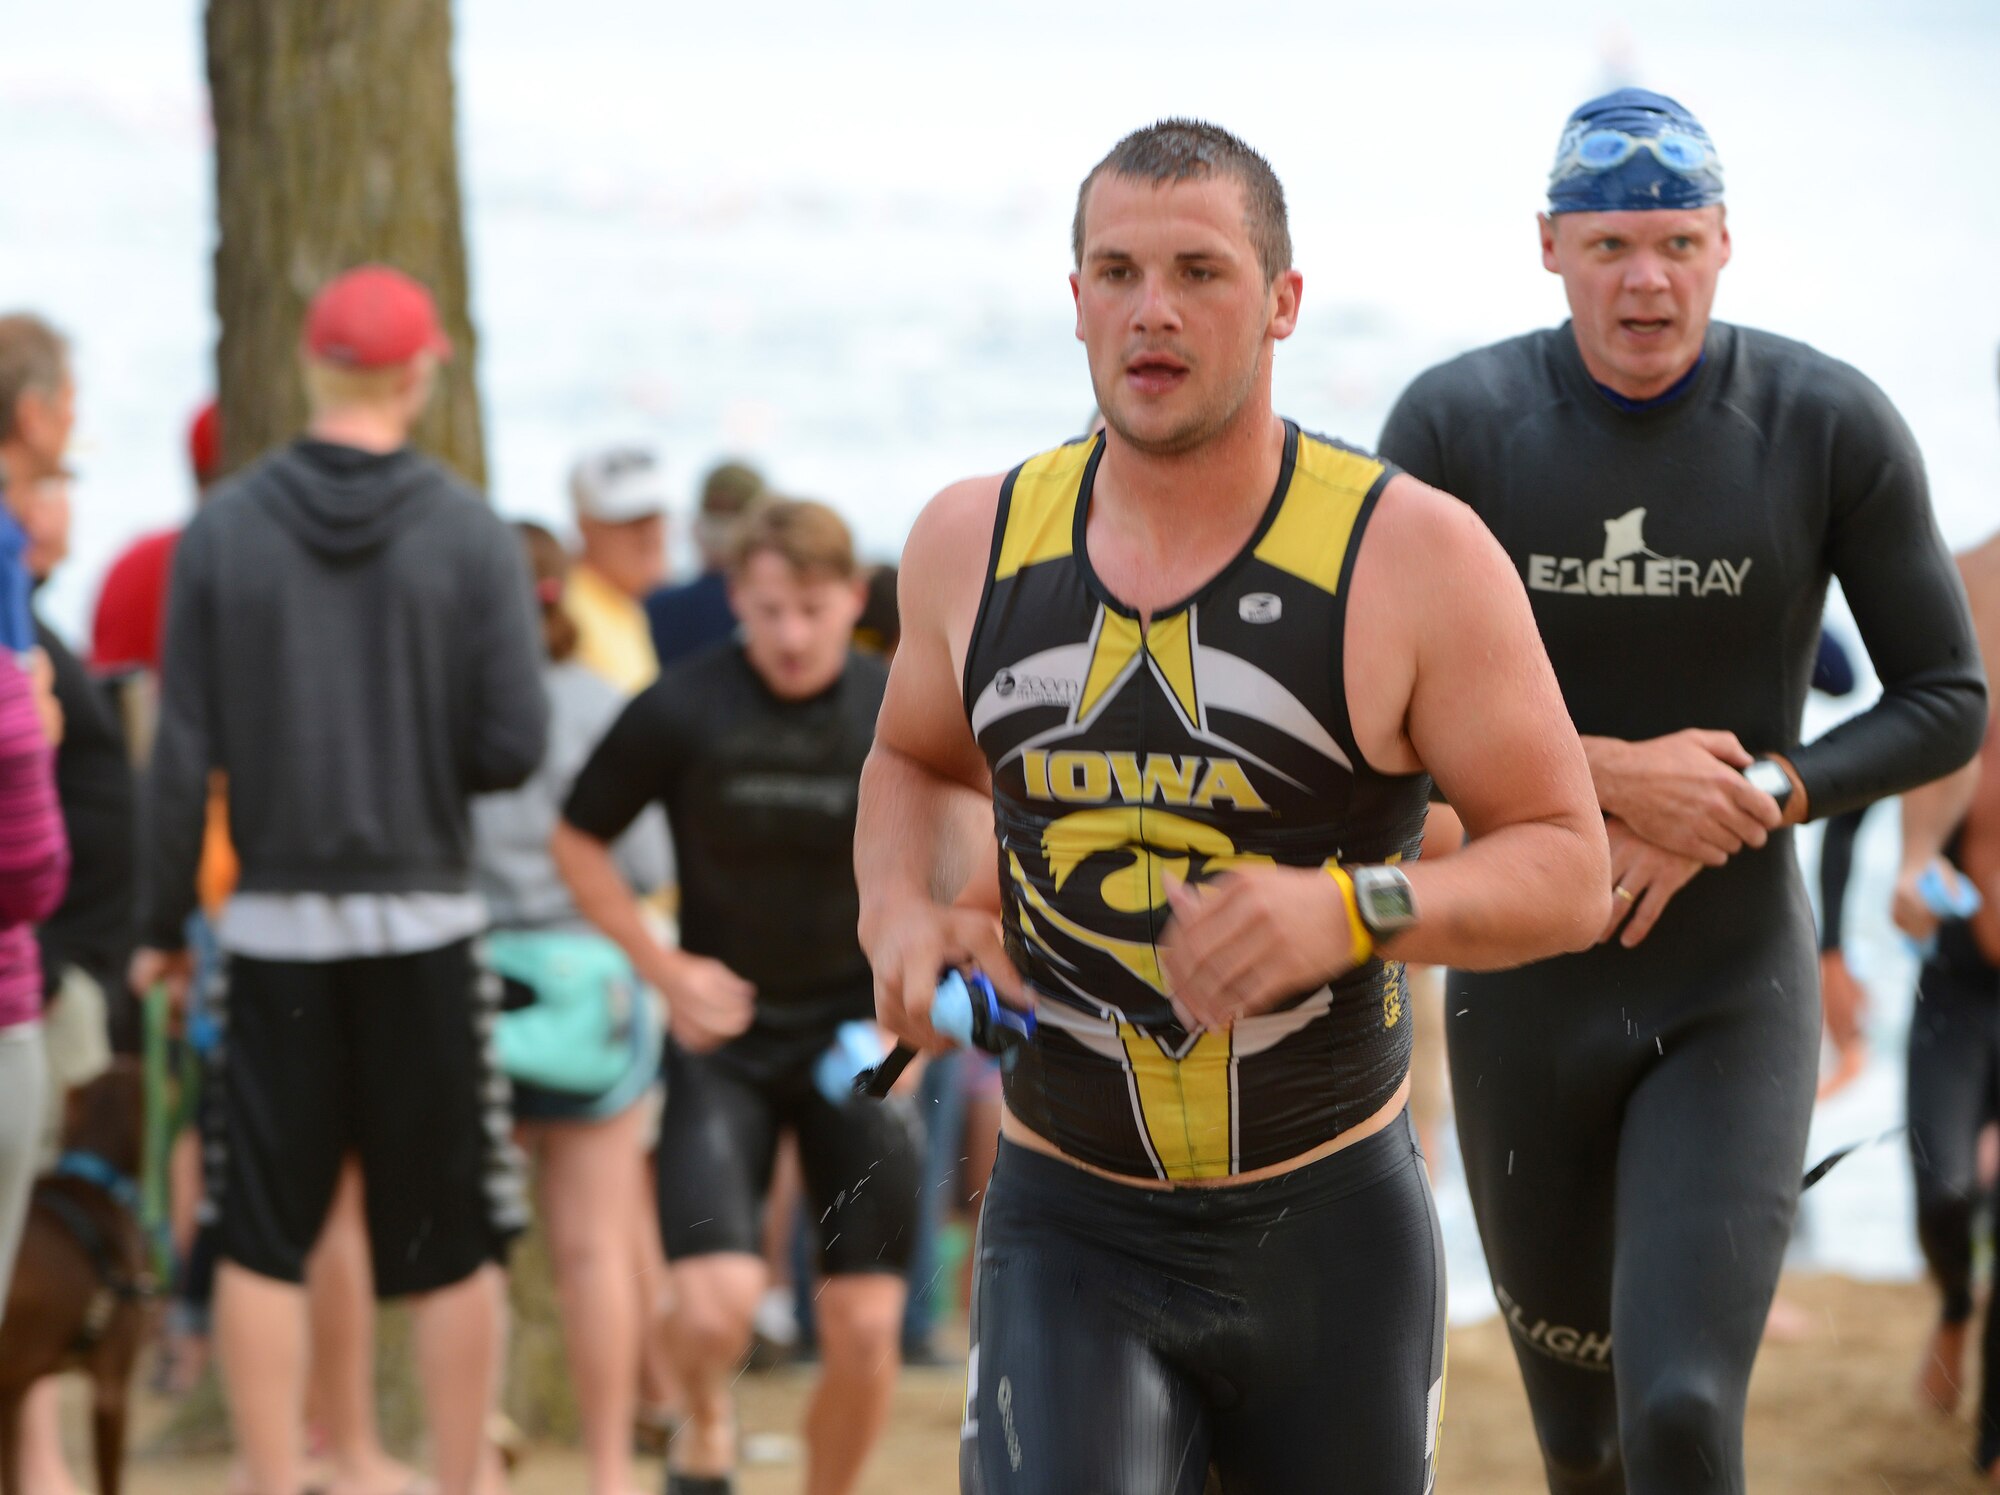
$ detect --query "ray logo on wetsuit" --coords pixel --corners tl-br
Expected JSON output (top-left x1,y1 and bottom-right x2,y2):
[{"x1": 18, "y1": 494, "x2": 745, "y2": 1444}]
[{"x1": 1525, "y1": 506, "x2": 1753, "y2": 598}]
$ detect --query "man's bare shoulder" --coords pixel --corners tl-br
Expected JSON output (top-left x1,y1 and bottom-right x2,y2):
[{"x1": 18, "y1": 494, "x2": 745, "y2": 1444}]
[
  {"x1": 905, "y1": 472, "x2": 1005, "y2": 573},
  {"x1": 1366, "y1": 471, "x2": 1520, "y2": 592},
  {"x1": 897, "y1": 472, "x2": 1008, "y2": 639}
]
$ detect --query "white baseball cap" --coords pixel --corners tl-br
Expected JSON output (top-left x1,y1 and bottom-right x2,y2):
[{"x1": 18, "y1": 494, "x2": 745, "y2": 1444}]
[{"x1": 570, "y1": 446, "x2": 671, "y2": 524}]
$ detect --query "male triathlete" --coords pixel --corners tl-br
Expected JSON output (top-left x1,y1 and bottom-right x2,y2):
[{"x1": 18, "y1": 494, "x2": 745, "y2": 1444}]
[
  {"x1": 856, "y1": 119, "x2": 1612, "y2": 1495},
  {"x1": 1895, "y1": 512, "x2": 2000, "y2": 1472},
  {"x1": 555, "y1": 499, "x2": 918, "y2": 1495},
  {"x1": 1379, "y1": 88, "x2": 1985, "y2": 1494}
]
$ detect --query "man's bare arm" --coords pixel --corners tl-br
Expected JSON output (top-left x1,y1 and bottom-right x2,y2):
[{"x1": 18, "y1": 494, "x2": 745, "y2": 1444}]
[
  {"x1": 854, "y1": 478, "x2": 1019, "y2": 1047},
  {"x1": 1371, "y1": 482, "x2": 1611, "y2": 968},
  {"x1": 551, "y1": 820, "x2": 753, "y2": 1051},
  {"x1": 1899, "y1": 762, "x2": 1980, "y2": 876},
  {"x1": 553, "y1": 821, "x2": 678, "y2": 986}
]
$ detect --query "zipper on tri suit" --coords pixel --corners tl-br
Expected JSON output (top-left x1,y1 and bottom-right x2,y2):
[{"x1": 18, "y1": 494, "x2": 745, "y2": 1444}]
[{"x1": 1137, "y1": 626, "x2": 1155, "y2": 964}]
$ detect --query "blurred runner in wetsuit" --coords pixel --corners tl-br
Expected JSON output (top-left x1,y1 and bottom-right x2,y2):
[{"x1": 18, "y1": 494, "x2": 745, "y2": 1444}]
[
  {"x1": 556, "y1": 499, "x2": 917, "y2": 1495},
  {"x1": 1895, "y1": 504, "x2": 2000, "y2": 1473}
]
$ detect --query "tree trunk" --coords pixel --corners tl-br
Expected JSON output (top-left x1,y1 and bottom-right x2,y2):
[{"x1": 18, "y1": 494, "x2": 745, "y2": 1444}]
[
  {"x1": 198, "y1": 2, "x2": 581, "y2": 1448},
  {"x1": 206, "y1": 0, "x2": 486, "y2": 485}
]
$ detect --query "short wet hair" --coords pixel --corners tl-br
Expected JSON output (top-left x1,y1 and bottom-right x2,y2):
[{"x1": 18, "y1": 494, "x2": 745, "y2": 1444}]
[
  {"x1": 728, "y1": 498, "x2": 857, "y2": 582},
  {"x1": 1072, "y1": 119, "x2": 1292, "y2": 283}
]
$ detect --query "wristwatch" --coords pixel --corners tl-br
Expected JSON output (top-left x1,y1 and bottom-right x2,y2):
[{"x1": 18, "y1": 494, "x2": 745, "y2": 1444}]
[
  {"x1": 1742, "y1": 758, "x2": 1794, "y2": 813},
  {"x1": 1351, "y1": 864, "x2": 1419, "y2": 938}
]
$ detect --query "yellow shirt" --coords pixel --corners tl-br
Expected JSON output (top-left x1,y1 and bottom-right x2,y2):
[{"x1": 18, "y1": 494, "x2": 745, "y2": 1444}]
[{"x1": 566, "y1": 563, "x2": 658, "y2": 696}]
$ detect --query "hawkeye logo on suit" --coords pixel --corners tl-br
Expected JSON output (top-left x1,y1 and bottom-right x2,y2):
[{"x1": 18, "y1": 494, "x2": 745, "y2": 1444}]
[{"x1": 1525, "y1": 506, "x2": 1753, "y2": 598}]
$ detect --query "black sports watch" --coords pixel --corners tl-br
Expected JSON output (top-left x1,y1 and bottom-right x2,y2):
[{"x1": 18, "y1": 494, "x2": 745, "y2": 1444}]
[
  {"x1": 1351, "y1": 864, "x2": 1419, "y2": 938},
  {"x1": 1742, "y1": 758, "x2": 1794, "y2": 813}
]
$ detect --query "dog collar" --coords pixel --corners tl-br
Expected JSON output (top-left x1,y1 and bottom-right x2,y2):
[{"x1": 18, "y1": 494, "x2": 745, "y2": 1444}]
[{"x1": 54, "y1": 1150, "x2": 141, "y2": 1214}]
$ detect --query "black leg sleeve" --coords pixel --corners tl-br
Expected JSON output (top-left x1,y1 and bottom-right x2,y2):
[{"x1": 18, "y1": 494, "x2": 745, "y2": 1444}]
[
  {"x1": 1609, "y1": 972, "x2": 1818, "y2": 1495},
  {"x1": 1906, "y1": 961, "x2": 1998, "y2": 1324}
]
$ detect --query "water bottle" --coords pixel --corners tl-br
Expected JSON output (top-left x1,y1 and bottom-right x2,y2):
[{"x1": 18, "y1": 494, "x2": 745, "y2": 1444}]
[{"x1": 814, "y1": 1019, "x2": 891, "y2": 1105}]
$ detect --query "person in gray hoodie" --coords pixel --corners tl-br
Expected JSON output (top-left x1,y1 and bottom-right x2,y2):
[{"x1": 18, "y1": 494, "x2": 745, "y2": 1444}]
[{"x1": 131, "y1": 266, "x2": 547, "y2": 1495}]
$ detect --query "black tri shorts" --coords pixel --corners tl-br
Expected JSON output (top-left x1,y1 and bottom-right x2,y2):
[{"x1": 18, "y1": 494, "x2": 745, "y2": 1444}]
[
  {"x1": 206, "y1": 939, "x2": 527, "y2": 1297},
  {"x1": 655, "y1": 1020, "x2": 922, "y2": 1276},
  {"x1": 963, "y1": 1110, "x2": 1446, "y2": 1495}
]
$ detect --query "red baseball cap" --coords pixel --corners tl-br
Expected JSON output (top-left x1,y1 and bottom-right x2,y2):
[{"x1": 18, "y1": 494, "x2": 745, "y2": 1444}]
[
  {"x1": 188, "y1": 399, "x2": 221, "y2": 484},
  {"x1": 302, "y1": 265, "x2": 454, "y2": 369}
]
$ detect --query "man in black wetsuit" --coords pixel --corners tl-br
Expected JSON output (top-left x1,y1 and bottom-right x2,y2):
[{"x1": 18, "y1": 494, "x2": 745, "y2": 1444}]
[
  {"x1": 554, "y1": 499, "x2": 918, "y2": 1495},
  {"x1": 1379, "y1": 87, "x2": 1985, "y2": 1495},
  {"x1": 858, "y1": 119, "x2": 1612, "y2": 1495}
]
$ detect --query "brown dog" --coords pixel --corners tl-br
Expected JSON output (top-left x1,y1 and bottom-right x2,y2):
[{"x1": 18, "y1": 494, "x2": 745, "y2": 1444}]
[{"x1": 0, "y1": 1057, "x2": 151, "y2": 1495}]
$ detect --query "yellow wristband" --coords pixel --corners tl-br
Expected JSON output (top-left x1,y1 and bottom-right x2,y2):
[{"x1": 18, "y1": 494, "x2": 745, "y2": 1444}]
[{"x1": 1325, "y1": 862, "x2": 1375, "y2": 966}]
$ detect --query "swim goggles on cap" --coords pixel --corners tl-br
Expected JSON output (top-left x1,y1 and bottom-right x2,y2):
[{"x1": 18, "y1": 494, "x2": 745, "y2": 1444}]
[{"x1": 1549, "y1": 127, "x2": 1716, "y2": 184}]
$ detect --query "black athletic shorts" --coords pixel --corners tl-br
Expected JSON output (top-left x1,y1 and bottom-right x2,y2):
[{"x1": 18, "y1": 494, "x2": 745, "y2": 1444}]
[
  {"x1": 655, "y1": 1021, "x2": 921, "y2": 1275},
  {"x1": 207, "y1": 939, "x2": 527, "y2": 1297},
  {"x1": 963, "y1": 1111, "x2": 1446, "y2": 1495}
]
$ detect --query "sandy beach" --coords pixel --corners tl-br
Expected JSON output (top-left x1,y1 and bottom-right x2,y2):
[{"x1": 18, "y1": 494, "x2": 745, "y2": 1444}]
[{"x1": 69, "y1": 1271, "x2": 1983, "y2": 1493}]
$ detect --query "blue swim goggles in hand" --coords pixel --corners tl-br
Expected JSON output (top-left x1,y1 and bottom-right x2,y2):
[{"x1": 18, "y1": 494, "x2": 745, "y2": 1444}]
[
  {"x1": 1905, "y1": 861, "x2": 1984, "y2": 961},
  {"x1": 853, "y1": 970, "x2": 1037, "y2": 1100},
  {"x1": 813, "y1": 1020, "x2": 893, "y2": 1106},
  {"x1": 929, "y1": 969, "x2": 1037, "y2": 1053},
  {"x1": 1549, "y1": 127, "x2": 1716, "y2": 183}
]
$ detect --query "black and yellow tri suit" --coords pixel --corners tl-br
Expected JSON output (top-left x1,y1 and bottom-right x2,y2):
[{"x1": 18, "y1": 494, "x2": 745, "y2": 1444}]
[
  {"x1": 962, "y1": 421, "x2": 1429, "y2": 1182},
  {"x1": 957, "y1": 423, "x2": 1448, "y2": 1495}
]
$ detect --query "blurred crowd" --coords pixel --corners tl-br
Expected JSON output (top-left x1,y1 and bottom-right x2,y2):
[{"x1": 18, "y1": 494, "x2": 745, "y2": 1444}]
[
  {"x1": 0, "y1": 272, "x2": 977, "y2": 1495},
  {"x1": 1, "y1": 254, "x2": 1996, "y2": 1495}
]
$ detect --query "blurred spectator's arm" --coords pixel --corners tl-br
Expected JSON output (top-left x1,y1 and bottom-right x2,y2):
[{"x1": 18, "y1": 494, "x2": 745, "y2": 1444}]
[
  {"x1": 0, "y1": 653, "x2": 68, "y2": 926},
  {"x1": 1817, "y1": 804, "x2": 1872, "y2": 1096},
  {"x1": 1816, "y1": 806, "x2": 1866, "y2": 952},
  {"x1": 467, "y1": 515, "x2": 549, "y2": 792},
  {"x1": 139, "y1": 523, "x2": 216, "y2": 950}
]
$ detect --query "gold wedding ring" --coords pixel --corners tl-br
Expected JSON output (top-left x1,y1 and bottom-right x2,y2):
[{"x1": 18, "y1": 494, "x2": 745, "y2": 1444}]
[{"x1": 1614, "y1": 884, "x2": 1637, "y2": 903}]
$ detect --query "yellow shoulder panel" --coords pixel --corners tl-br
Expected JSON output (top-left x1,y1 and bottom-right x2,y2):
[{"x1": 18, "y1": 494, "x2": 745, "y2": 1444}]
[
  {"x1": 1252, "y1": 435, "x2": 1386, "y2": 597},
  {"x1": 994, "y1": 440, "x2": 1094, "y2": 581}
]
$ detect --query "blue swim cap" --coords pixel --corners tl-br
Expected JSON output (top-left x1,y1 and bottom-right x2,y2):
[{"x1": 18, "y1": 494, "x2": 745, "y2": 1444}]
[{"x1": 1547, "y1": 87, "x2": 1724, "y2": 215}]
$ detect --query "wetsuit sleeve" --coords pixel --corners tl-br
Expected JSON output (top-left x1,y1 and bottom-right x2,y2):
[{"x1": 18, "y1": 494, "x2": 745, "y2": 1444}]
[
  {"x1": 1377, "y1": 377, "x2": 1452, "y2": 493},
  {"x1": 1789, "y1": 377, "x2": 1986, "y2": 818},
  {"x1": 140, "y1": 517, "x2": 216, "y2": 949},
  {"x1": 561, "y1": 682, "x2": 680, "y2": 845},
  {"x1": 1816, "y1": 806, "x2": 1865, "y2": 952}
]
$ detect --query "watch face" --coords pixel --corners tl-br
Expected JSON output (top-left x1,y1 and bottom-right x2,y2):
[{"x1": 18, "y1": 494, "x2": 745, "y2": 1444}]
[
  {"x1": 1366, "y1": 883, "x2": 1417, "y2": 926},
  {"x1": 1744, "y1": 761, "x2": 1792, "y2": 805}
]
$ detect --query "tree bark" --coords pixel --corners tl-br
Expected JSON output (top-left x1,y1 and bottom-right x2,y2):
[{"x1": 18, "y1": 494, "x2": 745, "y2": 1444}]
[{"x1": 206, "y1": 0, "x2": 486, "y2": 485}]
